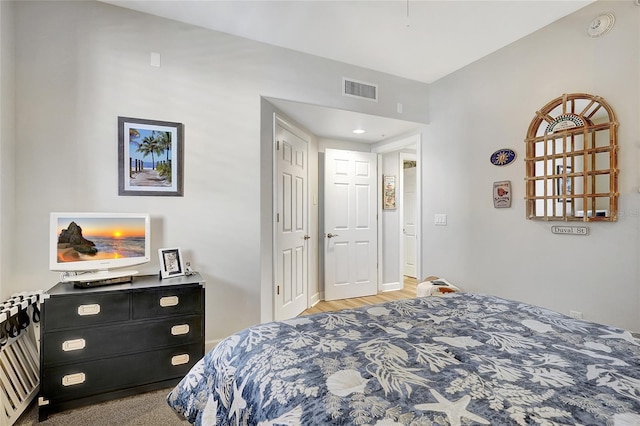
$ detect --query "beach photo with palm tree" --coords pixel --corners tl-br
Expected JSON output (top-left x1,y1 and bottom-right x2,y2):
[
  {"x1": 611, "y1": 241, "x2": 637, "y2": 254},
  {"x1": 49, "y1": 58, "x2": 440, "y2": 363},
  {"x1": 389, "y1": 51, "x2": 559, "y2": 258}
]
[
  {"x1": 128, "y1": 128, "x2": 174, "y2": 187},
  {"x1": 118, "y1": 116, "x2": 183, "y2": 196}
]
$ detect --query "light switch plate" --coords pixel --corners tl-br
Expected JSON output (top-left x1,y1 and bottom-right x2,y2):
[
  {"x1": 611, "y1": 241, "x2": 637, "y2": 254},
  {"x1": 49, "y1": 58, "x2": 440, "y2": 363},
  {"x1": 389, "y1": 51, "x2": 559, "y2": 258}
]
[{"x1": 434, "y1": 214, "x2": 447, "y2": 226}]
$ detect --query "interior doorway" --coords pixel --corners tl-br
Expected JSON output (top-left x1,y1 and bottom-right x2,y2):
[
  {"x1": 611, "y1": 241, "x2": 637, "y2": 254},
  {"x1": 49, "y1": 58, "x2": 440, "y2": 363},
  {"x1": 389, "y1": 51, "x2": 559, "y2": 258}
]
[
  {"x1": 265, "y1": 100, "x2": 424, "y2": 322},
  {"x1": 373, "y1": 134, "x2": 422, "y2": 292},
  {"x1": 401, "y1": 153, "x2": 417, "y2": 279}
]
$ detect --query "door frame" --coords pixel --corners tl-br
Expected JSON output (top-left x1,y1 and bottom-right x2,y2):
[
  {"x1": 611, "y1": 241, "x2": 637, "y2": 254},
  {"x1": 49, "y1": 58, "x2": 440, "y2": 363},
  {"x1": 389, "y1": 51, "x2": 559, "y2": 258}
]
[
  {"x1": 372, "y1": 133, "x2": 422, "y2": 290},
  {"x1": 399, "y1": 151, "x2": 417, "y2": 280},
  {"x1": 272, "y1": 114, "x2": 311, "y2": 319}
]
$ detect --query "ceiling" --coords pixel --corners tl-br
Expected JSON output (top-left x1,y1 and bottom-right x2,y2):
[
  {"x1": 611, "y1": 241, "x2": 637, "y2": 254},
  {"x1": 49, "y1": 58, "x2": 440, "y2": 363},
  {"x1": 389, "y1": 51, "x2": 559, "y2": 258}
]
[
  {"x1": 102, "y1": 0, "x2": 595, "y2": 143},
  {"x1": 266, "y1": 98, "x2": 428, "y2": 143}
]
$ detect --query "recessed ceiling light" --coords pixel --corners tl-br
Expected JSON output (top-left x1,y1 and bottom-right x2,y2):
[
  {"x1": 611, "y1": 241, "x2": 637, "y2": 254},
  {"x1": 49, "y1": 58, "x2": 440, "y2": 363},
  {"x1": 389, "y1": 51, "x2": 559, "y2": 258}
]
[{"x1": 352, "y1": 129, "x2": 366, "y2": 134}]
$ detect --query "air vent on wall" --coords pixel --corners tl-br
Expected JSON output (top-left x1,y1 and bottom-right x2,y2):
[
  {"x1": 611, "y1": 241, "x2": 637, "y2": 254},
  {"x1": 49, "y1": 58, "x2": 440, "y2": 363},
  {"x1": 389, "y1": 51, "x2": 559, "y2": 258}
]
[{"x1": 343, "y1": 78, "x2": 378, "y2": 102}]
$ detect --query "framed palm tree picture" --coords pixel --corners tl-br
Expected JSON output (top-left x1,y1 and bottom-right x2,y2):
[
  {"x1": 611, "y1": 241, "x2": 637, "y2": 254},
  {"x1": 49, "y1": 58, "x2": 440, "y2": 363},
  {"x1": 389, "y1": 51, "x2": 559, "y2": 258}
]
[{"x1": 118, "y1": 116, "x2": 184, "y2": 196}]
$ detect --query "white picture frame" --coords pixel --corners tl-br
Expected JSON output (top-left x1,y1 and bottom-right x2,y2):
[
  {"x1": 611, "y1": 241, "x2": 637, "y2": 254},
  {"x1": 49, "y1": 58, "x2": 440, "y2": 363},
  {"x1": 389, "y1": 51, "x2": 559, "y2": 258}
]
[{"x1": 158, "y1": 247, "x2": 185, "y2": 278}]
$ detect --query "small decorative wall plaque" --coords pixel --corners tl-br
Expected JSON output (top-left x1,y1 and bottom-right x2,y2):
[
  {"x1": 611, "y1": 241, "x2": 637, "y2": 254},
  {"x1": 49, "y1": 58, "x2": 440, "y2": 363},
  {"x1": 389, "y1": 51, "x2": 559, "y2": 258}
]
[
  {"x1": 551, "y1": 226, "x2": 589, "y2": 236},
  {"x1": 493, "y1": 181, "x2": 511, "y2": 208},
  {"x1": 489, "y1": 148, "x2": 516, "y2": 166}
]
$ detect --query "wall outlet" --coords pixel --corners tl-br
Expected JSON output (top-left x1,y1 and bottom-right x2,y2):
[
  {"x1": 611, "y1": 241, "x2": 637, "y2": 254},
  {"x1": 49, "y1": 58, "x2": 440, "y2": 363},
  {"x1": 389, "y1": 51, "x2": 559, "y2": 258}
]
[
  {"x1": 150, "y1": 52, "x2": 161, "y2": 67},
  {"x1": 569, "y1": 310, "x2": 583, "y2": 320}
]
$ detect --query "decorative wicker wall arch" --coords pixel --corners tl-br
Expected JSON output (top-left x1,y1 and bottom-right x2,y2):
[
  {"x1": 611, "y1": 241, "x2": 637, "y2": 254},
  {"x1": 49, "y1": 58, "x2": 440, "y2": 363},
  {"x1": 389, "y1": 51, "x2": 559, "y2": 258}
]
[{"x1": 524, "y1": 93, "x2": 618, "y2": 221}]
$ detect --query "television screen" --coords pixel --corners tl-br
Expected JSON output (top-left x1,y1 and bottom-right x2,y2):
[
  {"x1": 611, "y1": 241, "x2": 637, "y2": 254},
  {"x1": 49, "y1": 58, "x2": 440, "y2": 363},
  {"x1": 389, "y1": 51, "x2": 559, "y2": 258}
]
[{"x1": 50, "y1": 212, "x2": 151, "y2": 282}]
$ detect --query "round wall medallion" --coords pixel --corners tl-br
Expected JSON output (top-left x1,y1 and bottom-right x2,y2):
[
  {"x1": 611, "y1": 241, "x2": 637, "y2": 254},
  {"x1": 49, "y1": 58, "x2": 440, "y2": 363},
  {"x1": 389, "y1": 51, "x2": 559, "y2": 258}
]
[
  {"x1": 490, "y1": 149, "x2": 516, "y2": 166},
  {"x1": 588, "y1": 13, "x2": 615, "y2": 38}
]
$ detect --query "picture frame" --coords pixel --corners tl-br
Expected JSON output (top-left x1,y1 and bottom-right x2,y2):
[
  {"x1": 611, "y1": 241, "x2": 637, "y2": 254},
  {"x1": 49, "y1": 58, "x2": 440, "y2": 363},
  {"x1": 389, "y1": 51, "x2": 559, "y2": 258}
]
[
  {"x1": 383, "y1": 175, "x2": 396, "y2": 210},
  {"x1": 493, "y1": 180, "x2": 511, "y2": 208},
  {"x1": 118, "y1": 116, "x2": 184, "y2": 196},
  {"x1": 158, "y1": 248, "x2": 185, "y2": 279},
  {"x1": 556, "y1": 165, "x2": 572, "y2": 203}
]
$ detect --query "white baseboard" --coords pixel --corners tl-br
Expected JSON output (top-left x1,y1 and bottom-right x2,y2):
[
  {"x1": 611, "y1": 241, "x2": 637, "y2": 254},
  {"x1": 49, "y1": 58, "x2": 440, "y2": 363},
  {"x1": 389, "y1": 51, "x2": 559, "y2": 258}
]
[
  {"x1": 308, "y1": 291, "x2": 321, "y2": 308},
  {"x1": 380, "y1": 281, "x2": 401, "y2": 292}
]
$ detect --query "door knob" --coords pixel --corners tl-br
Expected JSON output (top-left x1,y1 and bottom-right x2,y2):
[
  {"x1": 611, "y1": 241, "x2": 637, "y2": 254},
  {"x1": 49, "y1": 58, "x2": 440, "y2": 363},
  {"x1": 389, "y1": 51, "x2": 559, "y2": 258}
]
[
  {"x1": 326, "y1": 233, "x2": 339, "y2": 238},
  {"x1": 303, "y1": 235, "x2": 311, "y2": 240}
]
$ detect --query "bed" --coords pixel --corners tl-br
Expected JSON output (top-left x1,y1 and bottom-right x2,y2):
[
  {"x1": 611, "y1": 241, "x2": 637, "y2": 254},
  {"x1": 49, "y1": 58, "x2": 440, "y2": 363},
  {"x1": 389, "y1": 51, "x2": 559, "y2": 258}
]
[{"x1": 167, "y1": 292, "x2": 640, "y2": 425}]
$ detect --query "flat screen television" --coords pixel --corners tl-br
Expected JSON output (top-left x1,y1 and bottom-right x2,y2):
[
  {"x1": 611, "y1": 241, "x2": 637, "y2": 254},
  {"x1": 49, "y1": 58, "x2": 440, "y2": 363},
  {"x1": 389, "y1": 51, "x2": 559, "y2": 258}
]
[{"x1": 50, "y1": 212, "x2": 151, "y2": 283}]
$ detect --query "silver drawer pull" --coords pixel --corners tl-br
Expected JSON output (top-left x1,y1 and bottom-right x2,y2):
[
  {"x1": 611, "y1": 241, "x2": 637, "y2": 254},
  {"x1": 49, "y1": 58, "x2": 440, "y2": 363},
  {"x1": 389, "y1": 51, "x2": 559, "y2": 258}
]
[
  {"x1": 171, "y1": 324, "x2": 190, "y2": 336},
  {"x1": 160, "y1": 296, "x2": 179, "y2": 307},
  {"x1": 62, "y1": 372, "x2": 86, "y2": 386},
  {"x1": 77, "y1": 304, "x2": 100, "y2": 316},
  {"x1": 62, "y1": 338, "x2": 86, "y2": 352},
  {"x1": 171, "y1": 354, "x2": 189, "y2": 366}
]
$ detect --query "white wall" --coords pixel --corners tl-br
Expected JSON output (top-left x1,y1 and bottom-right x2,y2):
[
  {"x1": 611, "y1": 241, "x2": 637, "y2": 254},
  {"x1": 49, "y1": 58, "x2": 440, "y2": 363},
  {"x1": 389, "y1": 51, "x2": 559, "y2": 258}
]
[
  {"x1": 421, "y1": 0, "x2": 640, "y2": 331},
  {"x1": 0, "y1": 0, "x2": 15, "y2": 299},
  {"x1": 318, "y1": 138, "x2": 372, "y2": 154},
  {"x1": 9, "y1": 1, "x2": 430, "y2": 343},
  {"x1": 10, "y1": 0, "x2": 637, "y2": 341}
]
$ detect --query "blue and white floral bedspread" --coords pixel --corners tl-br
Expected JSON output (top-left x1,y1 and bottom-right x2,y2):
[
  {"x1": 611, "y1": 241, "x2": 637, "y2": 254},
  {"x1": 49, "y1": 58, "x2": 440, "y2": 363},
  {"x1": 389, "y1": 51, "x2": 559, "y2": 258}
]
[{"x1": 167, "y1": 293, "x2": 640, "y2": 425}]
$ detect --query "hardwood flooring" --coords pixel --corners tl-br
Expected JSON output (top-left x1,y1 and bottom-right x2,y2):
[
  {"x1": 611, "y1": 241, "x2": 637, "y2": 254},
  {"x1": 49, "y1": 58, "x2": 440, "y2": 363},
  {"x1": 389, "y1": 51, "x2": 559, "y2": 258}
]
[{"x1": 300, "y1": 276, "x2": 433, "y2": 315}]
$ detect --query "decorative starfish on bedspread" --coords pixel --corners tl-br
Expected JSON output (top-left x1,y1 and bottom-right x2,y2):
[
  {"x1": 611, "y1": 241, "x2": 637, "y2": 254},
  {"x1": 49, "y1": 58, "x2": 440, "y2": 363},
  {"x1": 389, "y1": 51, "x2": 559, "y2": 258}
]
[
  {"x1": 415, "y1": 389, "x2": 490, "y2": 426},
  {"x1": 228, "y1": 378, "x2": 247, "y2": 425}
]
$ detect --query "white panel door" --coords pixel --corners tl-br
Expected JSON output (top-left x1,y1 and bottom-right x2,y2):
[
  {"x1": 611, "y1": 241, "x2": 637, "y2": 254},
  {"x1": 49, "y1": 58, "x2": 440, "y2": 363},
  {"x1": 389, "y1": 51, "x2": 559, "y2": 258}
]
[
  {"x1": 275, "y1": 124, "x2": 308, "y2": 320},
  {"x1": 403, "y1": 166, "x2": 417, "y2": 278},
  {"x1": 324, "y1": 149, "x2": 377, "y2": 301}
]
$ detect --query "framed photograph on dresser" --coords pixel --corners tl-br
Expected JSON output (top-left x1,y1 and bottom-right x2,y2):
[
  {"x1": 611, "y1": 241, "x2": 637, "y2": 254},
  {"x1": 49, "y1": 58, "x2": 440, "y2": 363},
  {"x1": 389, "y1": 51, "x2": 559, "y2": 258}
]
[{"x1": 159, "y1": 247, "x2": 185, "y2": 278}]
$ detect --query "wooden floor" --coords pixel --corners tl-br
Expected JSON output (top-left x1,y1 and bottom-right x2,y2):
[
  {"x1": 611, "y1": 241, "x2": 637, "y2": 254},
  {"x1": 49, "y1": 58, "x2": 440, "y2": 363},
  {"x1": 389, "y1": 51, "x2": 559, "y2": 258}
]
[{"x1": 300, "y1": 276, "x2": 428, "y2": 315}]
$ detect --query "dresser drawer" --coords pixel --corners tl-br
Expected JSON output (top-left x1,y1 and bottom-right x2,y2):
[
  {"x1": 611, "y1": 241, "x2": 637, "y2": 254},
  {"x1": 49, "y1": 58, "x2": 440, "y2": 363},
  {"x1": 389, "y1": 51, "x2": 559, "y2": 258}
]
[
  {"x1": 43, "y1": 315, "x2": 203, "y2": 365},
  {"x1": 132, "y1": 285, "x2": 202, "y2": 319},
  {"x1": 43, "y1": 292, "x2": 130, "y2": 331},
  {"x1": 41, "y1": 343, "x2": 202, "y2": 401}
]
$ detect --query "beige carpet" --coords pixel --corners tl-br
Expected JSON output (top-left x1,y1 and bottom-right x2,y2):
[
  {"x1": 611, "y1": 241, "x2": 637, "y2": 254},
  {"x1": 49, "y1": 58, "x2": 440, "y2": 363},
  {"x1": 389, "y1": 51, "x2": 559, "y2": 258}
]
[{"x1": 15, "y1": 388, "x2": 189, "y2": 426}]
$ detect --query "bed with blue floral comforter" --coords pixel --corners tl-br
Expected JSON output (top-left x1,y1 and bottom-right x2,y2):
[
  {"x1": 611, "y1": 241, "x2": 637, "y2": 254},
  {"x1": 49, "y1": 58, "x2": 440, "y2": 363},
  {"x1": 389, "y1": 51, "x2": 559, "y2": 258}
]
[{"x1": 167, "y1": 292, "x2": 640, "y2": 425}]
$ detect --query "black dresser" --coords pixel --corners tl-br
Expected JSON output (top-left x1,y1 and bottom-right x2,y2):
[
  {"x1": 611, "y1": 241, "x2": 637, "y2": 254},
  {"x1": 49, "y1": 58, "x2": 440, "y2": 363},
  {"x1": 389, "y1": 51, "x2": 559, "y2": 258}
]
[{"x1": 38, "y1": 273, "x2": 205, "y2": 420}]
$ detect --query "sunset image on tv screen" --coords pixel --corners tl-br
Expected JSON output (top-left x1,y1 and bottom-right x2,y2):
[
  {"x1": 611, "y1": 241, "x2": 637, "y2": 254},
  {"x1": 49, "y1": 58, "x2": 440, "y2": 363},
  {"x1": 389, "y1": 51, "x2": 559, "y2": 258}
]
[{"x1": 56, "y1": 217, "x2": 146, "y2": 263}]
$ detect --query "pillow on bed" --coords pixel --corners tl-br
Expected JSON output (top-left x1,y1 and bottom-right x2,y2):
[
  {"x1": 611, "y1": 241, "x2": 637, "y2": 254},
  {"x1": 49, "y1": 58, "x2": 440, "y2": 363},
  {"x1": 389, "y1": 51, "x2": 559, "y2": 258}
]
[{"x1": 416, "y1": 278, "x2": 460, "y2": 297}]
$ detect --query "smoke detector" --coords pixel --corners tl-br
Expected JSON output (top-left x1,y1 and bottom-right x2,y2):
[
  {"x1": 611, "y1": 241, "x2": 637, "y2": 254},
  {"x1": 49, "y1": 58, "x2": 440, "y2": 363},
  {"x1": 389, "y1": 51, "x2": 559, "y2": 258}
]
[{"x1": 588, "y1": 13, "x2": 615, "y2": 38}]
